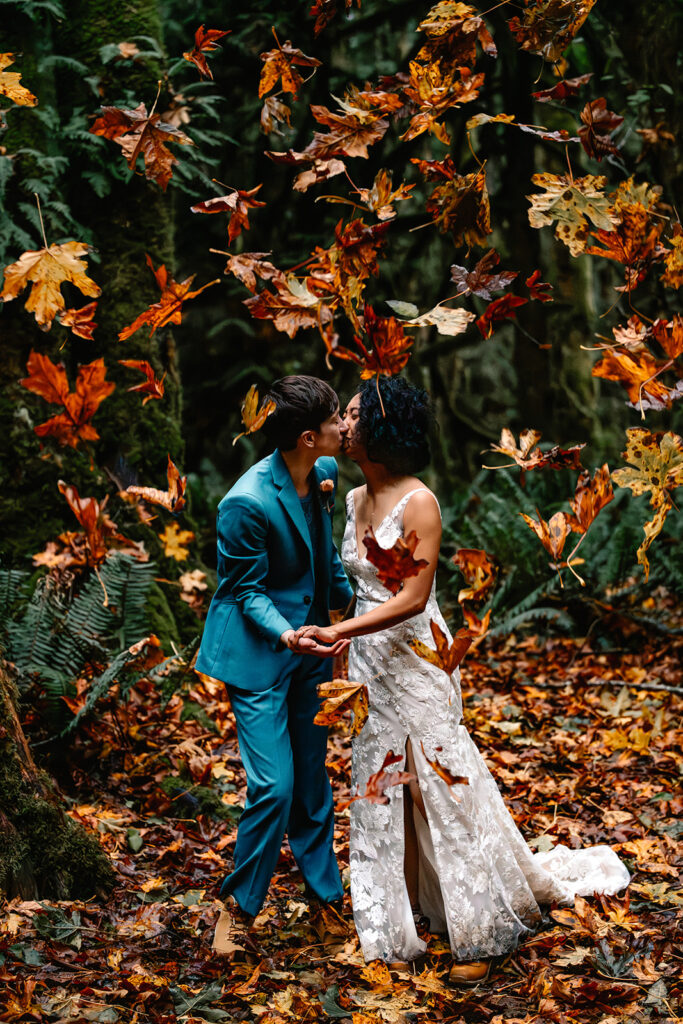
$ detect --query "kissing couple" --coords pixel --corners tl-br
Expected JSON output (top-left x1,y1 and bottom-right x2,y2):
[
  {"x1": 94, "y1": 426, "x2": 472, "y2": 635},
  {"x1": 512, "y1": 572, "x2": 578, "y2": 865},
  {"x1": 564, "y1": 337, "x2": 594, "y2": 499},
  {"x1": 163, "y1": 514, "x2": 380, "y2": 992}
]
[{"x1": 196, "y1": 374, "x2": 629, "y2": 983}]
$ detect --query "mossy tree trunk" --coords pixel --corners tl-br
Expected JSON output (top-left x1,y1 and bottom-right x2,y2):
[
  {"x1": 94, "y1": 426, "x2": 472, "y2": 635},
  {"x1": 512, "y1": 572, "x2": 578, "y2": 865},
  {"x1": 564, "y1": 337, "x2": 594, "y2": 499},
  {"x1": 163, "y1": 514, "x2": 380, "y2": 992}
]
[{"x1": 0, "y1": 665, "x2": 114, "y2": 900}]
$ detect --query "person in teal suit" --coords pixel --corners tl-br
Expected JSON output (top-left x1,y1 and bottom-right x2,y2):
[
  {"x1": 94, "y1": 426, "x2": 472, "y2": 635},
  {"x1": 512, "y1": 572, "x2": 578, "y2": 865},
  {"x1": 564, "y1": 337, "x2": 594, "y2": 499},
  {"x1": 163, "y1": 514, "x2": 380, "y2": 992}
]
[{"x1": 195, "y1": 376, "x2": 354, "y2": 955}]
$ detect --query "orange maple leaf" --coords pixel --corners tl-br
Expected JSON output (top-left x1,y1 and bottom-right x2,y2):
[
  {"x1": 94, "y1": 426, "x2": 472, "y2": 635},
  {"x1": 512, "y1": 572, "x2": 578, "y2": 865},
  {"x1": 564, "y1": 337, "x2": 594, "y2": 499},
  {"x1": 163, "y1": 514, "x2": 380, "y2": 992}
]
[
  {"x1": 53, "y1": 480, "x2": 143, "y2": 568},
  {"x1": 233, "y1": 384, "x2": 276, "y2": 444},
  {"x1": 402, "y1": 61, "x2": 485, "y2": 145},
  {"x1": 119, "y1": 254, "x2": 218, "y2": 340},
  {"x1": 652, "y1": 315, "x2": 683, "y2": 360},
  {"x1": 58, "y1": 302, "x2": 99, "y2": 341},
  {"x1": 90, "y1": 102, "x2": 194, "y2": 191},
  {"x1": 20, "y1": 350, "x2": 114, "y2": 448},
  {"x1": 182, "y1": 25, "x2": 230, "y2": 80},
  {"x1": 119, "y1": 359, "x2": 166, "y2": 405},
  {"x1": 1, "y1": 241, "x2": 101, "y2": 330},
  {"x1": 592, "y1": 348, "x2": 673, "y2": 409},
  {"x1": 325, "y1": 305, "x2": 413, "y2": 378},
  {"x1": 508, "y1": 0, "x2": 597, "y2": 61},
  {"x1": 191, "y1": 185, "x2": 266, "y2": 244},
  {"x1": 416, "y1": 3, "x2": 496, "y2": 69},
  {"x1": 259, "y1": 39, "x2": 320, "y2": 99},
  {"x1": 126, "y1": 454, "x2": 187, "y2": 513},
  {"x1": 362, "y1": 526, "x2": 429, "y2": 595},
  {"x1": 409, "y1": 620, "x2": 474, "y2": 675},
  {"x1": 485, "y1": 428, "x2": 586, "y2": 472}
]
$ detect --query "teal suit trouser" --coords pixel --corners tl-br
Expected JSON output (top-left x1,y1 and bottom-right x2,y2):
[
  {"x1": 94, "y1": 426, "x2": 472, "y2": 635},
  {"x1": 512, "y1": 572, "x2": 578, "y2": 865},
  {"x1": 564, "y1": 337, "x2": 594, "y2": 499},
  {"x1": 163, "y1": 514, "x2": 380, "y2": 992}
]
[{"x1": 221, "y1": 650, "x2": 343, "y2": 916}]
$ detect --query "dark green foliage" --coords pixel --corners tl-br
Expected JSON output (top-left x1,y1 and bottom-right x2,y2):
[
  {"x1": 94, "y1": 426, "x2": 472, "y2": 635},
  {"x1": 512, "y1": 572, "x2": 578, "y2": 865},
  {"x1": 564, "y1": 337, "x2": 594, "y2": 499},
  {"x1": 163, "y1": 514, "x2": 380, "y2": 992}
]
[
  {"x1": 3, "y1": 555, "x2": 155, "y2": 707},
  {"x1": 440, "y1": 467, "x2": 682, "y2": 640}
]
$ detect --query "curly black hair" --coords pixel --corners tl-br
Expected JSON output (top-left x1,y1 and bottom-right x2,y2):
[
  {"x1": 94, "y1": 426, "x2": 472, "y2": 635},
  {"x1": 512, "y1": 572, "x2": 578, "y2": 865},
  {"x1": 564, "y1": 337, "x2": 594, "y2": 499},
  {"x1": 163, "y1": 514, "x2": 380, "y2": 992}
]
[{"x1": 358, "y1": 376, "x2": 434, "y2": 475}]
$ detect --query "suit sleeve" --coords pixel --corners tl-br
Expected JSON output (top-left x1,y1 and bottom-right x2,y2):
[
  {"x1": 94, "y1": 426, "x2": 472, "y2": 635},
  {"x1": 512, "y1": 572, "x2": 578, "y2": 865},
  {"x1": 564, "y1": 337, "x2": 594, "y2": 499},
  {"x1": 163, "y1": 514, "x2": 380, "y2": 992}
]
[
  {"x1": 325, "y1": 460, "x2": 355, "y2": 611},
  {"x1": 217, "y1": 494, "x2": 293, "y2": 650}
]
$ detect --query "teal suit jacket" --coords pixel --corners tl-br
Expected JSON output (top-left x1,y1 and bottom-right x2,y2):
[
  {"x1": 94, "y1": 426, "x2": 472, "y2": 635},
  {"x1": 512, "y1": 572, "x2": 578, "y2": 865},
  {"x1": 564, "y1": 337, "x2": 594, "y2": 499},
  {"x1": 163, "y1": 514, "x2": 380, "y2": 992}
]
[{"x1": 195, "y1": 450, "x2": 353, "y2": 691}]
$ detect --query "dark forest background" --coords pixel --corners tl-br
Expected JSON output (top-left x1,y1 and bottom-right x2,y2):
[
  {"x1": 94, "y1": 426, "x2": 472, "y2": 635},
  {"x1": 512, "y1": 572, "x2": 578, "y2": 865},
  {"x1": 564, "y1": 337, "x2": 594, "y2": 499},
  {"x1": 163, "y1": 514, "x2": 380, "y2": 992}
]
[{"x1": 1, "y1": 0, "x2": 681, "y2": 653}]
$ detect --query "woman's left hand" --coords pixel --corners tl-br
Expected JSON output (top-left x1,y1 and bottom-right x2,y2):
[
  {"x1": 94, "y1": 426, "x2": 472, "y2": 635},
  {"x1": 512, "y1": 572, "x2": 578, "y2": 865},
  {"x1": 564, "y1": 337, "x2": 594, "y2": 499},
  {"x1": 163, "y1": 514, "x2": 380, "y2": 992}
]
[{"x1": 295, "y1": 624, "x2": 341, "y2": 645}]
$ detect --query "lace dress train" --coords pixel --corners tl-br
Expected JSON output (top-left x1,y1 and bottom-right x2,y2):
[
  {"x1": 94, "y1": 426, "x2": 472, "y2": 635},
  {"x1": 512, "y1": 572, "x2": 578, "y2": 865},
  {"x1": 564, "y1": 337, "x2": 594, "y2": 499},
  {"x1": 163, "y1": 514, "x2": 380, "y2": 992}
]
[{"x1": 342, "y1": 488, "x2": 630, "y2": 965}]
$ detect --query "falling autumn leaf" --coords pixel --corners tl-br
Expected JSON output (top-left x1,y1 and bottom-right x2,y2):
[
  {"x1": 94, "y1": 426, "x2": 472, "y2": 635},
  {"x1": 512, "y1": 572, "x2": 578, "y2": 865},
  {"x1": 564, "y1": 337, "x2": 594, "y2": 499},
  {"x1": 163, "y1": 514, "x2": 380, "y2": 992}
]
[
  {"x1": 0, "y1": 53, "x2": 37, "y2": 106},
  {"x1": 578, "y1": 98, "x2": 624, "y2": 161},
  {"x1": 612, "y1": 428, "x2": 683, "y2": 578},
  {"x1": 20, "y1": 350, "x2": 114, "y2": 449},
  {"x1": 508, "y1": 0, "x2": 597, "y2": 61},
  {"x1": 484, "y1": 428, "x2": 586, "y2": 471},
  {"x1": 660, "y1": 223, "x2": 683, "y2": 288},
  {"x1": 90, "y1": 102, "x2": 193, "y2": 191},
  {"x1": 363, "y1": 526, "x2": 429, "y2": 595},
  {"x1": 450, "y1": 249, "x2": 518, "y2": 300},
  {"x1": 182, "y1": 25, "x2": 230, "y2": 80},
  {"x1": 119, "y1": 254, "x2": 218, "y2": 340},
  {"x1": 526, "y1": 269, "x2": 553, "y2": 302},
  {"x1": 416, "y1": 2, "x2": 497, "y2": 68},
  {"x1": 158, "y1": 522, "x2": 194, "y2": 561},
  {"x1": 592, "y1": 348, "x2": 674, "y2": 411},
  {"x1": 58, "y1": 302, "x2": 99, "y2": 341},
  {"x1": 532, "y1": 73, "x2": 593, "y2": 103},
  {"x1": 519, "y1": 508, "x2": 570, "y2": 568},
  {"x1": 327, "y1": 305, "x2": 414, "y2": 377},
  {"x1": 314, "y1": 679, "x2": 369, "y2": 737},
  {"x1": 452, "y1": 548, "x2": 497, "y2": 604},
  {"x1": 527, "y1": 173, "x2": 619, "y2": 256},
  {"x1": 566, "y1": 464, "x2": 615, "y2": 534},
  {"x1": 233, "y1": 384, "x2": 276, "y2": 445},
  {"x1": 1, "y1": 241, "x2": 101, "y2": 330},
  {"x1": 409, "y1": 620, "x2": 474, "y2": 675},
  {"x1": 127, "y1": 454, "x2": 187, "y2": 513},
  {"x1": 191, "y1": 186, "x2": 266, "y2": 244},
  {"x1": 36, "y1": 480, "x2": 144, "y2": 569},
  {"x1": 476, "y1": 293, "x2": 528, "y2": 338},
  {"x1": 118, "y1": 359, "x2": 166, "y2": 405},
  {"x1": 259, "y1": 39, "x2": 321, "y2": 100}
]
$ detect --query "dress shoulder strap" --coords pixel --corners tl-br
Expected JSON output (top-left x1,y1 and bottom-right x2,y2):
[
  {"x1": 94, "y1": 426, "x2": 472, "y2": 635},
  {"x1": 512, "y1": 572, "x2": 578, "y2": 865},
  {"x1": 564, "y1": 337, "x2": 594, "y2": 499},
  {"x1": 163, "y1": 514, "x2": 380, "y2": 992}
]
[{"x1": 397, "y1": 487, "x2": 441, "y2": 518}]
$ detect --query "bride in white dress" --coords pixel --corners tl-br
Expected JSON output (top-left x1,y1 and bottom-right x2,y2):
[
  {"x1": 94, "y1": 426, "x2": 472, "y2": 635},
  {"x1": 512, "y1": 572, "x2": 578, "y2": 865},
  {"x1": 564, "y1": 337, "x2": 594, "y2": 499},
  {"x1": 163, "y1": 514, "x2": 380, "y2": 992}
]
[{"x1": 298, "y1": 377, "x2": 629, "y2": 982}]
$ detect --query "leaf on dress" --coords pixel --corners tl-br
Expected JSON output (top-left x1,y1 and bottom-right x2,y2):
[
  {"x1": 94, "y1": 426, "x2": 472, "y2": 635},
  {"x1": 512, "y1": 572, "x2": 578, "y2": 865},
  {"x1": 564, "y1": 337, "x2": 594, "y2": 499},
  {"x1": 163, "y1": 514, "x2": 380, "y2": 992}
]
[
  {"x1": 352, "y1": 750, "x2": 416, "y2": 805},
  {"x1": 420, "y1": 743, "x2": 469, "y2": 787},
  {"x1": 363, "y1": 527, "x2": 429, "y2": 594}
]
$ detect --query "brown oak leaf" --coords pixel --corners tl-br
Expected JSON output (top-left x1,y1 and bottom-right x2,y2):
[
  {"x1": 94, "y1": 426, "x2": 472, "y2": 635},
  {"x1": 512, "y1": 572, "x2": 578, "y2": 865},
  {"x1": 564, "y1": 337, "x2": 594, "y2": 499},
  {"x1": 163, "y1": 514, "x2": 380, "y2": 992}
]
[
  {"x1": 409, "y1": 620, "x2": 474, "y2": 675},
  {"x1": 450, "y1": 249, "x2": 518, "y2": 300},
  {"x1": 314, "y1": 679, "x2": 369, "y2": 738},
  {"x1": 352, "y1": 750, "x2": 416, "y2": 805},
  {"x1": 363, "y1": 526, "x2": 429, "y2": 594},
  {"x1": 578, "y1": 98, "x2": 624, "y2": 161},
  {"x1": 259, "y1": 39, "x2": 320, "y2": 99}
]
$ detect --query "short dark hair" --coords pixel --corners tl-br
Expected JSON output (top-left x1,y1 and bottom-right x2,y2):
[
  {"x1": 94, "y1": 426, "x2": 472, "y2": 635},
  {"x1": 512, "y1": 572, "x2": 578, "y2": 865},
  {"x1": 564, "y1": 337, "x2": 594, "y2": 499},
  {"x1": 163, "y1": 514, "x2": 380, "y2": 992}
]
[
  {"x1": 358, "y1": 376, "x2": 434, "y2": 474},
  {"x1": 262, "y1": 375, "x2": 339, "y2": 451}
]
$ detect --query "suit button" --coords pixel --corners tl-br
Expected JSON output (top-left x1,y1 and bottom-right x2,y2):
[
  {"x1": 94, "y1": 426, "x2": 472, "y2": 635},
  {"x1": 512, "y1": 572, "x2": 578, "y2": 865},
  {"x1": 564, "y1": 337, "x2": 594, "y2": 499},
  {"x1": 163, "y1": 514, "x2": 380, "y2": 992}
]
[{"x1": 303, "y1": 595, "x2": 311, "y2": 604}]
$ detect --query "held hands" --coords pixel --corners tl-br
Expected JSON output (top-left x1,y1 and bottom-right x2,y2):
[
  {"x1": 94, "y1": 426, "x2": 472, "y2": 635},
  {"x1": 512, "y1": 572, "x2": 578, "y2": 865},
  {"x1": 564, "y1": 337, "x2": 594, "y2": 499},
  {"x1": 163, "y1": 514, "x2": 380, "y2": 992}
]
[{"x1": 280, "y1": 627, "x2": 349, "y2": 659}]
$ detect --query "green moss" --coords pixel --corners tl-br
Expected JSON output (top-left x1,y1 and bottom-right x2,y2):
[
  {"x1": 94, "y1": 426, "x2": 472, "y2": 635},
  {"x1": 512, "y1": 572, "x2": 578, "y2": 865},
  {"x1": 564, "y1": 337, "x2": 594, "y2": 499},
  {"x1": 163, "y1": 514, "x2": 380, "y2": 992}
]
[
  {"x1": 159, "y1": 773, "x2": 242, "y2": 824},
  {"x1": 0, "y1": 673, "x2": 114, "y2": 900},
  {"x1": 145, "y1": 581, "x2": 181, "y2": 649}
]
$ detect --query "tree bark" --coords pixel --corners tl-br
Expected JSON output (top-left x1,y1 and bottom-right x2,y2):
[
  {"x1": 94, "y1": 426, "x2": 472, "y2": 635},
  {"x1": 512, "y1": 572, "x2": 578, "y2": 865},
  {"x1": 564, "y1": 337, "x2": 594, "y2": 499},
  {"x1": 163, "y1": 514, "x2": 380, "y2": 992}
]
[{"x1": 0, "y1": 664, "x2": 114, "y2": 900}]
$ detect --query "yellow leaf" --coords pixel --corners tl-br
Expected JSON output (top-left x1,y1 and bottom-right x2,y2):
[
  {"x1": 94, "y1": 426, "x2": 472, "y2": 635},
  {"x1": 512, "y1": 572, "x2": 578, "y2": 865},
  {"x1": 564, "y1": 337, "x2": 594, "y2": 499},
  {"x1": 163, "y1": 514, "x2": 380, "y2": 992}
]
[
  {"x1": 1, "y1": 241, "x2": 101, "y2": 330},
  {"x1": 158, "y1": 522, "x2": 194, "y2": 560},
  {"x1": 233, "y1": 384, "x2": 276, "y2": 445},
  {"x1": 527, "y1": 173, "x2": 619, "y2": 256},
  {"x1": 0, "y1": 53, "x2": 38, "y2": 106}
]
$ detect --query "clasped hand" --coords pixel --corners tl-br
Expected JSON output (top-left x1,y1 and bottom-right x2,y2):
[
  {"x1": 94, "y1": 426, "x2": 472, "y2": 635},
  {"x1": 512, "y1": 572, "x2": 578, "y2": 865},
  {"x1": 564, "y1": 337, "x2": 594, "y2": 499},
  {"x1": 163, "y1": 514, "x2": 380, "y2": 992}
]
[{"x1": 281, "y1": 624, "x2": 347, "y2": 658}]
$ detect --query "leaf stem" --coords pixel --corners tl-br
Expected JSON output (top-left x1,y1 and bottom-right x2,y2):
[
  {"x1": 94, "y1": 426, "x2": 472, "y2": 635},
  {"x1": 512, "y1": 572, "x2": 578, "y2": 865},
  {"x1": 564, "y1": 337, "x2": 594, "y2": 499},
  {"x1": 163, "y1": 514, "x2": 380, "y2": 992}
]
[
  {"x1": 149, "y1": 79, "x2": 162, "y2": 118},
  {"x1": 34, "y1": 192, "x2": 49, "y2": 249}
]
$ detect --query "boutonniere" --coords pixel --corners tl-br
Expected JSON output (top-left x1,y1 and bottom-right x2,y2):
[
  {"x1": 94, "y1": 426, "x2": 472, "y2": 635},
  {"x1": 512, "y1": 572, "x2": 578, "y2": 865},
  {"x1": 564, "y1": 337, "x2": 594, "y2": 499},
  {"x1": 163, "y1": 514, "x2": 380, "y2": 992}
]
[{"x1": 319, "y1": 478, "x2": 334, "y2": 513}]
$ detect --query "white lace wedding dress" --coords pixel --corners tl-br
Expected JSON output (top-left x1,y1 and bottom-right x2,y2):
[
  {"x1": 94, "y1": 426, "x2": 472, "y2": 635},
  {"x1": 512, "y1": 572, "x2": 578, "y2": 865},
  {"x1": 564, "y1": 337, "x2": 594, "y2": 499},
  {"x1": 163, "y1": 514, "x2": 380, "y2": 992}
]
[{"x1": 342, "y1": 487, "x2": 630, "y2": 964}]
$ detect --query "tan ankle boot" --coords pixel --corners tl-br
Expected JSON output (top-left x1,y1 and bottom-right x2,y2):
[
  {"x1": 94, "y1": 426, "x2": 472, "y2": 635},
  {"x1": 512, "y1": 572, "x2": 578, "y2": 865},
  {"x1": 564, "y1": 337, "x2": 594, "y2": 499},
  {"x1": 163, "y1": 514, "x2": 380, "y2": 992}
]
[
  {"x1": 448, "y1": 960, "x2": 491, "y2": 986},
  {"x1": 212, "y1": 899, "x2": 256, "y2": 958}
]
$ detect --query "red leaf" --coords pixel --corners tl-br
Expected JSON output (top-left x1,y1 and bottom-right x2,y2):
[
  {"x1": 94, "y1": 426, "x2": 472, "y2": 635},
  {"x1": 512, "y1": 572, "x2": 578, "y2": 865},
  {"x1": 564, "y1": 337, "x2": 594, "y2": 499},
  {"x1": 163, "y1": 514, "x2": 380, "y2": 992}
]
[
  {"x1": 363, "y1": 525, "x2": 429, "y2": 594},
  {"x1": 182, "y1": 25, "x2": 231, "y2": 80},
  {"x1": 476, "y1": 294, "x2": 528, "y2": 338}
]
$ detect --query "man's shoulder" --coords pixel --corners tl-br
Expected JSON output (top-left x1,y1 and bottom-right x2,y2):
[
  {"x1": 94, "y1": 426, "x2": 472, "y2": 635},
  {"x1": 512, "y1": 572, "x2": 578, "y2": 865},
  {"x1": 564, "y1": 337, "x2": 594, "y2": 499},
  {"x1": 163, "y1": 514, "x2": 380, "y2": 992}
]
[
  {"x1": 218, "y1": 454, "x2": 274, "y2": 512},
  {"x1": 315, "y1": 455, "x2": 340, "y2": 480}
]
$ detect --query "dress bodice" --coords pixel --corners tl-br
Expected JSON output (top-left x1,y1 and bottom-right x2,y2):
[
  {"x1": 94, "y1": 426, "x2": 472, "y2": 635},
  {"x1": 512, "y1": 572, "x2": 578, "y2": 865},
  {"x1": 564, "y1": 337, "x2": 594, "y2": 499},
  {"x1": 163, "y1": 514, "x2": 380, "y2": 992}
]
[{"x1": 341, "y1": 487, "x2": 438, "y2": 608}]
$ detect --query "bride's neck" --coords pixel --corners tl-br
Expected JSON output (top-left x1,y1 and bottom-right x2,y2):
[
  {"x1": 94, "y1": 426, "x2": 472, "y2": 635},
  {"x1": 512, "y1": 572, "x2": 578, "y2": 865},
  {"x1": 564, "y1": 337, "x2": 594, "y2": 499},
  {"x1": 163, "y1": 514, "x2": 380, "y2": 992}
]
[{"x1": 361, "y1": 460, "x2": 406, "y2": 497}]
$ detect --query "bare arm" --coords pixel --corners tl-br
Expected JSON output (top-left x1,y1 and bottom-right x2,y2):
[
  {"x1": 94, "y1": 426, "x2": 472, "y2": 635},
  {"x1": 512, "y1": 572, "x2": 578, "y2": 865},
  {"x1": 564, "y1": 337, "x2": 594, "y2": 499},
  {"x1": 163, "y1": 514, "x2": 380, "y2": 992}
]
[{"x1": 299, "y1": 490, "x2": 441, "y2": 642}]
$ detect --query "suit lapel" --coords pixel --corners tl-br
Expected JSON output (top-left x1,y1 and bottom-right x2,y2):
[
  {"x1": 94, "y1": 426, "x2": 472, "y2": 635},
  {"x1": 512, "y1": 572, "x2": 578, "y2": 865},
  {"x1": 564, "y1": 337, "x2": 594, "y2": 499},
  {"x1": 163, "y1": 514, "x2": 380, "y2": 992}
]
[{"x1": 270, "y1": 450, "x2": 314, "y2": 577}]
